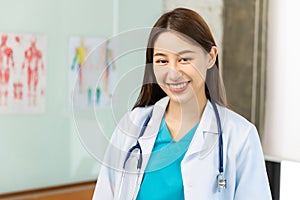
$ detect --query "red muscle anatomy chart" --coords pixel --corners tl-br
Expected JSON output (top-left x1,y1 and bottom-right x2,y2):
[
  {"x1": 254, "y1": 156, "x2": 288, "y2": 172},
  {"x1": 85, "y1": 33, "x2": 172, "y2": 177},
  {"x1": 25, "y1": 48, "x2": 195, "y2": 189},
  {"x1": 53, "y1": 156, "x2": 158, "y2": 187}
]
[
  {"x1": 0, "y1": 33, "x2": 46, "y2": 114},
  {"x1": 0, "y1": 35, "x2": 14, "y2": 106}
]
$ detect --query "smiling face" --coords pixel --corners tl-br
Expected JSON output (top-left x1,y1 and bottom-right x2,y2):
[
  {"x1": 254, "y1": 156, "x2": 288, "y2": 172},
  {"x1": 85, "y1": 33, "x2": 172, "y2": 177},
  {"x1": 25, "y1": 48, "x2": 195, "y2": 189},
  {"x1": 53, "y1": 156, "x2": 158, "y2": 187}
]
[{"x1": 153, "y1": 31, "x2": 216, "y2": 106}]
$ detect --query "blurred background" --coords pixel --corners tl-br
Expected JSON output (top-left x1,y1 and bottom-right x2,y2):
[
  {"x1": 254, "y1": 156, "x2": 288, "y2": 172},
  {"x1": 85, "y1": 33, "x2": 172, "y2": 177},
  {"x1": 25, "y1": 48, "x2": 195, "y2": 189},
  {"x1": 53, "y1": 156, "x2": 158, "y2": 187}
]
[{"x1": 0, "y1": 0, "x2": 298, "y2": 199}]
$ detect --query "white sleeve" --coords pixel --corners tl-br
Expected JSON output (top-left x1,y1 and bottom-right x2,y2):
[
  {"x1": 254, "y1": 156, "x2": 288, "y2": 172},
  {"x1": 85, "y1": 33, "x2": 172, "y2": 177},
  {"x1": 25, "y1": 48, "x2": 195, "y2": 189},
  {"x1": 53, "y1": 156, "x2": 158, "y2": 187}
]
[
  {"x1": 92, "y1": 116, "x2": 127, "y2": 200},
  {"x1": 92, "y1": 131, "x2": 119, "y2": 200},
  {"x1": 92, "y1": 112, "x2": 136, "y2": 200},
  {"x1": 234, "y1": 125, "x2": 272, "y2": 200},
  {"x1": 93, "y1": 164, "x2": 114, "y2": 200}
]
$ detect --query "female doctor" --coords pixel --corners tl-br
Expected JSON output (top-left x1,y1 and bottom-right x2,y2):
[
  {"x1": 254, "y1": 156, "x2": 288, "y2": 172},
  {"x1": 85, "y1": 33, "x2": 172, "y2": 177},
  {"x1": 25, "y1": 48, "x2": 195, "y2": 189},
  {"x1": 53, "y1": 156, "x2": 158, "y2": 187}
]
[{"x1": 93, "y1": 8, "x2": 272, "y2": 200}]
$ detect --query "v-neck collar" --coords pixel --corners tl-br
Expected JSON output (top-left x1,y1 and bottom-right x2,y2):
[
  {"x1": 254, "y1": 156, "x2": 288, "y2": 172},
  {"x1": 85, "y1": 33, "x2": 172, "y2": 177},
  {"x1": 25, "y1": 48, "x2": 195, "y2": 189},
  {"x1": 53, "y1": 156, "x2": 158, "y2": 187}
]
[
  {"x1": 160, "y1": 117, "x2": 199, "y2": 143},
  {"x1": 138, "y1": 96, "x2": 223, "y2": 172}
]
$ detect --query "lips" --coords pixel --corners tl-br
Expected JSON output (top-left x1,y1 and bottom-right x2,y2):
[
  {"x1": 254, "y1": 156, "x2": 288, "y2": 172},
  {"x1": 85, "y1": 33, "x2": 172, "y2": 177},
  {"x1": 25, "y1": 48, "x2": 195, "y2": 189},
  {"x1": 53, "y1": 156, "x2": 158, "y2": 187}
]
[{"x1": 167, "y1": 81, "x2": 190, "y2": 92}]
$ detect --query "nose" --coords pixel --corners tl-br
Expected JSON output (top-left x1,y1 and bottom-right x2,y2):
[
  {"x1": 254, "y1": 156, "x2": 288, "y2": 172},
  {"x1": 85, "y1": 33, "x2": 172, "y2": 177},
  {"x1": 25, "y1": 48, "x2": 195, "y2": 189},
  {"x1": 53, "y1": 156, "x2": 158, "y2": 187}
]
[{"x1": 168, "y1": 62, "x2": 182, "y2": 80}]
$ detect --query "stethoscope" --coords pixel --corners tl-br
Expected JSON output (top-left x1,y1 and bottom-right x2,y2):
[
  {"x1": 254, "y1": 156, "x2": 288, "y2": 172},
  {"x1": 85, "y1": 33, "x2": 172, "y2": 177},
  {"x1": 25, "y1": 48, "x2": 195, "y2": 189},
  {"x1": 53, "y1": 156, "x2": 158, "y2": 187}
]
[{"x1": 118, "y1": 100, "x2": 226, "y2": 199}]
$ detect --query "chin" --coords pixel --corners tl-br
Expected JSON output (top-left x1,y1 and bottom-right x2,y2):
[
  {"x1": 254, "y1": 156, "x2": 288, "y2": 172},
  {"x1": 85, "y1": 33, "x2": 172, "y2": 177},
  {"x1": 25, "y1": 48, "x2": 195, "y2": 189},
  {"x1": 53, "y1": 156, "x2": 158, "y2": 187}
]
[{"x1": 168, "y1": 93, "x2": 196, "y2": 105}]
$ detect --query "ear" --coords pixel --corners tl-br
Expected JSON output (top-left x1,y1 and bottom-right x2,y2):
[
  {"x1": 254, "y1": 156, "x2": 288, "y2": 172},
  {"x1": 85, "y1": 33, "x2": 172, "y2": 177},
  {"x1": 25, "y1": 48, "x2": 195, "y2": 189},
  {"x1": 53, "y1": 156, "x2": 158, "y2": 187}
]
[{"x1": 207, "y1": 46, "x2": 218, "y2": 69}]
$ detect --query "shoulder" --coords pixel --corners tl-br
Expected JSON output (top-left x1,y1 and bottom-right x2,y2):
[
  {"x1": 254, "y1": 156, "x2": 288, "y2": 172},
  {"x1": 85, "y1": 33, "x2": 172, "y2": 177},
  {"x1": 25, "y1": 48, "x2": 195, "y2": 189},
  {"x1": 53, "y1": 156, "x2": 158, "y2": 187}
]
[
  {"x1": 107, "y1": 106, "x2": 153, "y2": 150},
  {"x1": 221, "y1": 106, "x2": 255, "y2": 131},
  {"x1": 218, "y1": 105, "x2": 259, "y2": 146},
  {"x1": 113, "y1": 105, "x2": 154, "y2": 137},
  {"x1": 5, "y1": 47, "x2": 13, "y2": 55},
  {"x1": 127, "y1": 96, "x2": 169, "y2": 127},
  {"x1": 217, "y1": 106, "x2": 263, "y2": 160},
  {"x1": 129, "y1": 106, "x2": 154, "y2": 126}
]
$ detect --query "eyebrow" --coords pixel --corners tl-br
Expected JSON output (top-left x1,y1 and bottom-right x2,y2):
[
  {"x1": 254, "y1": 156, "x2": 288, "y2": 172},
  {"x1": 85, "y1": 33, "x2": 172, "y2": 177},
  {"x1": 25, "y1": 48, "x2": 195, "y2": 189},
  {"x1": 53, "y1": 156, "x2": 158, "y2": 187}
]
[
  {"x1": 153, "y1": 52, "x2": 167, "y2": 57},
  {"x1": 153, "y1": 50, "x2": 195, "y2": 57},
  {"x1": 178, "y1": 50, "x2": 195, "y2": 55}
]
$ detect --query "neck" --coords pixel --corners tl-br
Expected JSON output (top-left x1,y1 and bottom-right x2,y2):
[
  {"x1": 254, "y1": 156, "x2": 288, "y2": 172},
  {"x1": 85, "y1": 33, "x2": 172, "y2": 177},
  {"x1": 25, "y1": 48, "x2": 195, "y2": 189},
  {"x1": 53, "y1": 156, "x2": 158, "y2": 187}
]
[
  {"x1": 164, "y1": 96, "x2": 207, "y2": 141},
  {"x1": 165, "y1": 97, "x2": 208, "y2": 124}
]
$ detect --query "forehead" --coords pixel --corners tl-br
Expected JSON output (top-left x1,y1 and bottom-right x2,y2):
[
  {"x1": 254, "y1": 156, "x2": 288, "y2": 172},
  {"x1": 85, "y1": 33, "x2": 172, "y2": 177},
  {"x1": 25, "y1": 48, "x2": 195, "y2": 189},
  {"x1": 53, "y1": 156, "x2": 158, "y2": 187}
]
[{"x1": 153, "y1": 32, "x2": 204, "y2": 54}]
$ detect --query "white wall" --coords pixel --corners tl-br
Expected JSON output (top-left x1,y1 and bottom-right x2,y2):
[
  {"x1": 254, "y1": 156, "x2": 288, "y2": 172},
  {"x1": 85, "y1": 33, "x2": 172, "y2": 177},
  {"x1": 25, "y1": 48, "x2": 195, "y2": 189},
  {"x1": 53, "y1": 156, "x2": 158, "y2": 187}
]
[
  {"x1": 263, "y1": 0, "x2": 300, "y2": 199},
  {"x1": 263, "y1": 0, "x2": 300, "y2": 162},
  {"x1": 164, "y1": 0, "x2": 224, "y2": 66},
  {"x1": 0, "y1": 0, "x2": 163, "y2": 194}
]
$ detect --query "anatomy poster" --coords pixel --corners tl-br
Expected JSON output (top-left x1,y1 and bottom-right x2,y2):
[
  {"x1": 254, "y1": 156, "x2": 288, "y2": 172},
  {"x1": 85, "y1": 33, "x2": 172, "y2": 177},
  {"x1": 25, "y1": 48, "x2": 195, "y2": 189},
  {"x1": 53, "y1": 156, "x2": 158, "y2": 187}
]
[
  {"x1": 0, "y1": 33, "x2": 46, "y2": 114},
  {"x1": 69, "y1": 36, "x2": 117, "y2": 109}
]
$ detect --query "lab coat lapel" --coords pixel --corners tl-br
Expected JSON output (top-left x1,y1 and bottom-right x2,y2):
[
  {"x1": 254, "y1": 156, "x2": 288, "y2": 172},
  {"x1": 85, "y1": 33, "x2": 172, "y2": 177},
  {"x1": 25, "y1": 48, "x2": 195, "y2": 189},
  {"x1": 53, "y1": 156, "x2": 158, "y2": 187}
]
[
  {"x1": 138, "y1": 98, "x2": 222, "y2": 165},
  {"x1": 116, "y1": 98, "x2": 169, "y2": 200},
  {"x1": 138, "y1": 97, "x2": 169, "y2": 171},
  {"x1": 185, "y1": 101, "x2": 219, "y2": 159}
]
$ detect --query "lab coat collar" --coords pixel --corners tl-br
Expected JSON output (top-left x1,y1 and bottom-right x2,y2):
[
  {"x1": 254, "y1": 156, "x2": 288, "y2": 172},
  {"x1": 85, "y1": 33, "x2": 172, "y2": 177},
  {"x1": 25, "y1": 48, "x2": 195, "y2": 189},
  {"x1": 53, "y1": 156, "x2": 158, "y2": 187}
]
[
  {"x1": 139, "y1": 96, "x2": 222, "y2": 162},
  {"x1": 137, "y1": 97, "x2": 168, "y2": 172},
  {"x1": 150, "y1": 96, "x2": 220, "y2": 133},
  {"x1": 185, "y1": 100, "x2": 220, "y2": 158}
]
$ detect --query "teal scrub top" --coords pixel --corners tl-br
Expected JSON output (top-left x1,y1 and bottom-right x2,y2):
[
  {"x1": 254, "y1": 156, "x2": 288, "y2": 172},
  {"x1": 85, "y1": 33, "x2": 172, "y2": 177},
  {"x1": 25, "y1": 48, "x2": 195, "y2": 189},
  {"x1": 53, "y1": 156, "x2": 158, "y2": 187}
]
[{"x1": 136, "y1": 118, "x2": 198, "y2": 200}]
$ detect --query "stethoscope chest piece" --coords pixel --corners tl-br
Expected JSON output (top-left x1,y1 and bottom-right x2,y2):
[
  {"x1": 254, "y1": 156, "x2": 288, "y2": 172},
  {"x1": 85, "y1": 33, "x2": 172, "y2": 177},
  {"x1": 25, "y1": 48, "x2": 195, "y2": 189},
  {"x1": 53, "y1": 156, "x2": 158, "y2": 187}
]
[{"x1": 217, "y1": 172, "x2": 226, "y2": 192}]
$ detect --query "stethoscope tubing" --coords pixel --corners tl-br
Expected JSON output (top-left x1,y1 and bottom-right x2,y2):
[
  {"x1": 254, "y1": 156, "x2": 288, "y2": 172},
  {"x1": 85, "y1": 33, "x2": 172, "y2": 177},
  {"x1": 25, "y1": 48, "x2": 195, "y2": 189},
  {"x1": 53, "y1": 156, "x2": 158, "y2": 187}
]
[
  {"x1": 119, "y1": 100, "x2": 225, "y2": 198},
  {"x1": 211, "y1": 101, "x2": 224, "y2": 174}
]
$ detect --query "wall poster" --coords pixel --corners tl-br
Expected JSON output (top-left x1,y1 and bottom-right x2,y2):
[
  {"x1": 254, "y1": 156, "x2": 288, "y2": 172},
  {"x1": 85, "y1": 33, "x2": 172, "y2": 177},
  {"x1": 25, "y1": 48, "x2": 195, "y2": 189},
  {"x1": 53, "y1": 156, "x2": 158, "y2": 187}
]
[
  {"x1": 0, "y1": 33, "x2": 46, "y2": 114},
  {"x1": 69, "y1": 36, "x2": 117, "y2": 110}
]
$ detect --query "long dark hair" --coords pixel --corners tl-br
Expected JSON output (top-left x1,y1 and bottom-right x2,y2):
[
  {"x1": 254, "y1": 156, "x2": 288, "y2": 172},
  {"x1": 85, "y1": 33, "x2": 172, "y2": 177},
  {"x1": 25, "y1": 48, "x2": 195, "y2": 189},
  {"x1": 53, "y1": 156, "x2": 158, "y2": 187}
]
[{"x1": 133, "y1": 8, "x2": 227, "y2": 109}]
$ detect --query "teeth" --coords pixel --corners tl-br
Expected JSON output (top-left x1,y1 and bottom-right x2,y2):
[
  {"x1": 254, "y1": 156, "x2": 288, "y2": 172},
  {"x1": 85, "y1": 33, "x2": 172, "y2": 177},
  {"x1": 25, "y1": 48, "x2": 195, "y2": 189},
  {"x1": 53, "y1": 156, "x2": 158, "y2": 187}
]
[{"x1": 169, "y1": 82, "x2": 188, "y2": 89}]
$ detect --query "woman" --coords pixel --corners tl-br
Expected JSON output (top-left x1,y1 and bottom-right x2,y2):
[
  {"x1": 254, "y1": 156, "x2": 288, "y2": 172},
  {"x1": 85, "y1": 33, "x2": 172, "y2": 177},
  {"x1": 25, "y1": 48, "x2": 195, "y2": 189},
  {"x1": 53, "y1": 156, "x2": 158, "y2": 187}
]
[{"x1": 93, "y1": 8, "x2": 271, "y2": 199}]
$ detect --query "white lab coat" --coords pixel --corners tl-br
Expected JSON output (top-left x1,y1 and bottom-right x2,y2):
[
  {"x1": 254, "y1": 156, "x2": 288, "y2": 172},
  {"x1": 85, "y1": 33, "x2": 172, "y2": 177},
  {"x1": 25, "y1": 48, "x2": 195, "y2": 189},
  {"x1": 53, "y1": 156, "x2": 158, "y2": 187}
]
[{"x1": 93, "y1": 97, "x2": 272, "y2": 200}]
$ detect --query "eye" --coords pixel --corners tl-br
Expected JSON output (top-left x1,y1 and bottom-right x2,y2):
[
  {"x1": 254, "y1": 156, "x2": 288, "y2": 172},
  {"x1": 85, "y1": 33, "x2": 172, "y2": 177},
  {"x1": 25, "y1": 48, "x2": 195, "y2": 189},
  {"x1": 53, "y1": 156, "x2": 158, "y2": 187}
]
[
  {"x1": 179, "y1": 57, "x2": 192, "y2": 63},
  {"x1": 155, "y1": 59, "x2": 168, "y2": 64}
]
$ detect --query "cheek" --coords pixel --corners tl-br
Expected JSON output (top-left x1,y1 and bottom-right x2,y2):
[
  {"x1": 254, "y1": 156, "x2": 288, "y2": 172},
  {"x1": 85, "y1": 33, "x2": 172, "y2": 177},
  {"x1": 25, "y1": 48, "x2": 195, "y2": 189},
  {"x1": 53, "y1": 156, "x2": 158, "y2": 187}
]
[
  {"x1": 153, "y1": 66, "x2": 167, "y2": 84},
  {"x1": 187, "y1": 67, "x2": 206, "y2": 83},
  {"x1": 190, "y1": 56, "x2": 210, "y2": 78}
]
